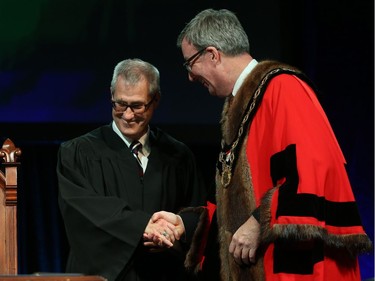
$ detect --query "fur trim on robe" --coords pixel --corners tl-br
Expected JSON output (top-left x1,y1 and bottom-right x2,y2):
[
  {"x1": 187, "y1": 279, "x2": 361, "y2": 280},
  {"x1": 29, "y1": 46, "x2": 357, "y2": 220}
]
[{"x1": 178, "y1": 206, "x2": 210, "y2": 273}]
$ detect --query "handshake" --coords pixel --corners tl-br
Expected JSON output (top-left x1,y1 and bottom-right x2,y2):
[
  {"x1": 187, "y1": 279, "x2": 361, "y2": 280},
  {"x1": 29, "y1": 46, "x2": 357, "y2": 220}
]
[{"x1": 143, "y1": 211, "x2": 185, "y2": 249}]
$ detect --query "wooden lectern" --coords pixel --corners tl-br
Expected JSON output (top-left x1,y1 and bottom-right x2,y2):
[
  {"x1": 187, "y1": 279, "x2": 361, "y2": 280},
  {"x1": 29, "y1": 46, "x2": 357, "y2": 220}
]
[
  {"x1": 0, "y1": 274, "x2": 107, "y2": 281},
  {"x1": 0, "y1": 138, "x2": 21, "y2": 275},
  {"x1": 0, "y1": 139, "x2": 107, "y2": 281}
]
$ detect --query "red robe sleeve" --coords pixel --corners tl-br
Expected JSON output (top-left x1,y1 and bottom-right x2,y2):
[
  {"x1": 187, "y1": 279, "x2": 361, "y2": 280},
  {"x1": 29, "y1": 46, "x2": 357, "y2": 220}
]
[{"x1": 247, "y1": 73, "x2": 371, "y2": 248}]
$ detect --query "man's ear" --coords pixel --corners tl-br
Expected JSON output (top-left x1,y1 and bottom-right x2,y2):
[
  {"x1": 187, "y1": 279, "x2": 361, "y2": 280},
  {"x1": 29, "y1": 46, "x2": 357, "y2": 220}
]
[{"x1": 206, "y1": 46, "x2": 220, "y2": 62}]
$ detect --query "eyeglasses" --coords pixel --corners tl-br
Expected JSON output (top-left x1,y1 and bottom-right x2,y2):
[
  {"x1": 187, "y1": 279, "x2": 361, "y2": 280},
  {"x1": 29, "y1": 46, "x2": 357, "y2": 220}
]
[
  {"x1": 111, "y1": 94, "x2": 156, "y2": 114},
  {"x1": 183, "y1": 48, "x2": 207, "y2": 72}
]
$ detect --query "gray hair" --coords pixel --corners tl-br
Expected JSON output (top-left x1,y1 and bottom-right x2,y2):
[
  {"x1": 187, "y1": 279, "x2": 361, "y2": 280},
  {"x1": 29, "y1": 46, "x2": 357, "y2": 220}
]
[
  {"x1": 177, "y1": 9, "x2": 250, "y2": 56},
  {"x1": 110, "y1": 58, "x2": 160, "y2": 97}
]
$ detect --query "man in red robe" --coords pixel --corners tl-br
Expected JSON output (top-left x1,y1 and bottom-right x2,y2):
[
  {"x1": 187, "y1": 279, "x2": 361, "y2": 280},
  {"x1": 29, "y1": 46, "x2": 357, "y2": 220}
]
[{"x1": 170, "y1": 8, "x2": 372, "y2": 281}]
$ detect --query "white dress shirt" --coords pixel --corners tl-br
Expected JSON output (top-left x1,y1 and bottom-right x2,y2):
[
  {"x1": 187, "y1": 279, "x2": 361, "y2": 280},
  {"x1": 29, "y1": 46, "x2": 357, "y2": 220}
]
[{"x1": 232, "y1": 59, "x2": 258, "y2": 97}]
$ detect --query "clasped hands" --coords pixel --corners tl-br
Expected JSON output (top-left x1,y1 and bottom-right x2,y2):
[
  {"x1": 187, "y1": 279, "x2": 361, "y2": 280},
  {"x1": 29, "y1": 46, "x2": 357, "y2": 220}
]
[{"x1": 143, "y1": 211, "x2": 185, "y2": 249}]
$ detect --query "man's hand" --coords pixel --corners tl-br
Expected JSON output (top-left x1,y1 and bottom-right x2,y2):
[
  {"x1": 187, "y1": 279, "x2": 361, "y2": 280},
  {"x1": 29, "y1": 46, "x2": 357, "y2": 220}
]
[
  {"x1": 143, "y1": 217, "x2": 176, "y2": 248},
  {"x1": 229, "y1": 215, "x2": 260, "y2": 265},
  {"x1": 143, "y1": 211, "x2": 185, "y2": 248},
  {"x1": 150, "y1": 211, "x2": 185, "y2": 240}
]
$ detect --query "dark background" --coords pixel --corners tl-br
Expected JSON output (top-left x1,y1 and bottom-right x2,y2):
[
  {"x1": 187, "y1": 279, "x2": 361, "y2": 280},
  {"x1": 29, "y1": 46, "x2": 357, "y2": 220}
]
[{"x1": 0, "y1": 0, "x2": 373, "y2": 279}]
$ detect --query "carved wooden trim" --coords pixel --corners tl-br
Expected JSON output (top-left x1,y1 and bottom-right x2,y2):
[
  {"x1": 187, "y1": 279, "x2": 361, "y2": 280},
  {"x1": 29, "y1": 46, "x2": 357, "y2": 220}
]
[{"x1": 0, "y1": 138, "x2": 21, "y2": 206}]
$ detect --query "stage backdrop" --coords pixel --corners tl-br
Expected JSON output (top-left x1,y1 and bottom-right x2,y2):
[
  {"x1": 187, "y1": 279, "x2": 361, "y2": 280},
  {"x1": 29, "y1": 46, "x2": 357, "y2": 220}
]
[{"x1": 0, "y1": 0, "x2": 373, "y2": 279}]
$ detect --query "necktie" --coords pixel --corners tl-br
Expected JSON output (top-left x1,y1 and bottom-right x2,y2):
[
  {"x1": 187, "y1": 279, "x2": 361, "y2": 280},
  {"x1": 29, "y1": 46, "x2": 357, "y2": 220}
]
[{"x1": 130, "y1": 141, "x2": 143, "y2": 177}]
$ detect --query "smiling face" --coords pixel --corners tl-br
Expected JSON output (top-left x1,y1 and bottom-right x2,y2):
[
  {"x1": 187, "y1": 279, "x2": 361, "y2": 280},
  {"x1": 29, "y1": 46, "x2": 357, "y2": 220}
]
[
  {"x1": 181, "y1": 38, "x2": 231, "y2": 98},
  {"x1": 112, "y1": 75, "x2": 158, "y2": 140}
]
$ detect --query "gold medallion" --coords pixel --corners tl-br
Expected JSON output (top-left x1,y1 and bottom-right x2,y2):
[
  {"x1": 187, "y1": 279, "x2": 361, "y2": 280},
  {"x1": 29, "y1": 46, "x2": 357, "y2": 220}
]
[{"x1": 221, "y1": 164, "x2": 231, "y2": 188}]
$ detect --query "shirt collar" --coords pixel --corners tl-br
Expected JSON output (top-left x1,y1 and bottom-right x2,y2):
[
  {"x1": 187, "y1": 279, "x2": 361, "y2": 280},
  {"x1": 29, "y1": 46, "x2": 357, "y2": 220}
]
[
  {"x1": 232, "y1": 59, "x2": 258, "y2": 97},
  {"x1": 112, "y1": 121, "x2": 151, "y2": 156}
]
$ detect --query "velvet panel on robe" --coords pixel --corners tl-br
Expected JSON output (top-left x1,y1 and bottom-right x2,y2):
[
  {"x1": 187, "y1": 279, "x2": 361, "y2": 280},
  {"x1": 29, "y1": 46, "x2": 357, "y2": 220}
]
[
  {"x1": 247, "y1": 74, "x2": 371, "y2": 280},
  {"x1": 57, "y1": 124, "x2": 207, "y2": 281}
]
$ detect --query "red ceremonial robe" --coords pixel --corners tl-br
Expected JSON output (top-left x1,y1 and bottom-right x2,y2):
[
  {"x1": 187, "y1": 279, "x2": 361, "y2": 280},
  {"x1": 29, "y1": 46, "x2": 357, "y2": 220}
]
[{"x1": 215, "y1": 61, "x2": 372, "y2": 281}]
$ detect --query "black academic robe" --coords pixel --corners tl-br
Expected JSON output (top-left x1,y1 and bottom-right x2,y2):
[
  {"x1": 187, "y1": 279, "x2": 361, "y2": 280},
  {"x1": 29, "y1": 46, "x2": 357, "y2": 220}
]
[{"x1": 57, "y1": 124, "x2": 207, "y2": 281}]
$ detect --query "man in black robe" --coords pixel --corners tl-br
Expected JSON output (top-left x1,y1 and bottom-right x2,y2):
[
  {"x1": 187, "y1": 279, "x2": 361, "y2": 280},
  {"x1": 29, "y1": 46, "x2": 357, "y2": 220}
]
[{"x1": 57, "y1": 58, "x2": 208, "y2": 281}]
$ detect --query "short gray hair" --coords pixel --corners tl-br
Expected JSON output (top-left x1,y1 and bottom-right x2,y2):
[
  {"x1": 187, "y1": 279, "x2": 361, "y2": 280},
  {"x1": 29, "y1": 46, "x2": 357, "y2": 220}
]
[
  {"x1": 110, "y1": 58, "x2": 160, "y2": 97},
  {"x1": 177, "y1": 9, "x2": 250, "y2": 56}
]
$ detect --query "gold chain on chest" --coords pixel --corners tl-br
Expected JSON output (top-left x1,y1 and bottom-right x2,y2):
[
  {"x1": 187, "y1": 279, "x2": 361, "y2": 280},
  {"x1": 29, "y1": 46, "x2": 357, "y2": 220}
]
[{"x1": 218, "y1": 68, "x2": 289, "y2": 188}]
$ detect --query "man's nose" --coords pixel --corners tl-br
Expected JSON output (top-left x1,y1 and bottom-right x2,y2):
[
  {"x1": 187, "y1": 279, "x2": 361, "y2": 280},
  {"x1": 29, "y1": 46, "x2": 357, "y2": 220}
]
[
  {"x1": 188, "y1": 71, "x2": 196, "y2": 82},
  {"x1": 122, "y1": 107, "x2": 135, "y2": 118}
]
